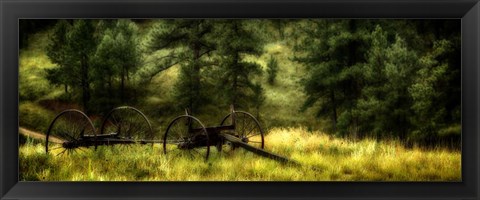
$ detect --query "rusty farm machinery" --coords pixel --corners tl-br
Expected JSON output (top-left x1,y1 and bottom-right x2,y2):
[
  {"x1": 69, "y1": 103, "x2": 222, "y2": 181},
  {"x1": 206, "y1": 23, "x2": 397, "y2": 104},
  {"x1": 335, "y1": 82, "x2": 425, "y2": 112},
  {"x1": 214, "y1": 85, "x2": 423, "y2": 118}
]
[{"x1": 45, "y1": 105, "x2": 297, "y2": 165}]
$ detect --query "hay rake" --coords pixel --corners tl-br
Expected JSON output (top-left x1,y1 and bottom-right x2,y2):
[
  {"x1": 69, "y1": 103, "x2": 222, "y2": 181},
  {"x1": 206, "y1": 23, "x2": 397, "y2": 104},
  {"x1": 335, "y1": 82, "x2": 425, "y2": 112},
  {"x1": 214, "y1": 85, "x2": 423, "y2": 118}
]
[{"x1": 45, "y1": 105, "x2": 298, "y2": 165}]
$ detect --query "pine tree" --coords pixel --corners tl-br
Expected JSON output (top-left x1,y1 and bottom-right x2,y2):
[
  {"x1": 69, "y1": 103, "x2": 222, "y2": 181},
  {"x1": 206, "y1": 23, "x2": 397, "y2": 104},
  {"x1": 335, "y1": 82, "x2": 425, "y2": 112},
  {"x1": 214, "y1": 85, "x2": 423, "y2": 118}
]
[
  {"x1": 45, "y1": 20, "x2": 72, "y2": 95},
  {"x1": 294, "y1": 19, "x2": 369, "y2": 135},
  {"x1": 408, "y1": 39, "x2": 459, "y2": 142},
  {"x1": 213, "y1": 20, "x2": 265, "y2": 110},
  {"x1": 295, "y1": 20, "x2": 460, "y2": 142},
  {"x1": 358, "y1": 26, "x2": 419, "y2": 139},
  {"x1": 45, "y1": 20, "x2": 98, "y2": 113},
  {"x1": 147, "y1": 19, "x2": 215, "y2": 114},
  {"x1": 93, "y1": 19, "x2": 141, "y2": 109},
  {"x1": 266, "y1": 55, "x2": 279, "y2": 85}
]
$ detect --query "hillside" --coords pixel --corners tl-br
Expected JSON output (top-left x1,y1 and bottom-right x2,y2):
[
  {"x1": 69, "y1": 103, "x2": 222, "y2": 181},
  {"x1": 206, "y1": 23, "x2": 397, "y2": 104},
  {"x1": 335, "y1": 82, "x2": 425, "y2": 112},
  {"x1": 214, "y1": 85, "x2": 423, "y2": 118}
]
[
  {"x1": 18, "y1": 19, "x2": 462, "y2": 181},
  {"x1": 19, "y1": 24, "x2": 321, "y2": 135}
]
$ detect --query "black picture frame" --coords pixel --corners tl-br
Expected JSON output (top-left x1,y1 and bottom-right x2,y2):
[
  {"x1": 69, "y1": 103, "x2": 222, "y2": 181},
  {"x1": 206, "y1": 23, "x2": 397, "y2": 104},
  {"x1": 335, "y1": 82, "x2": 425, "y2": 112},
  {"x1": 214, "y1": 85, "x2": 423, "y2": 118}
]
[{"x1": 1, "y1": 0, "x2": 479, "y2": 199}]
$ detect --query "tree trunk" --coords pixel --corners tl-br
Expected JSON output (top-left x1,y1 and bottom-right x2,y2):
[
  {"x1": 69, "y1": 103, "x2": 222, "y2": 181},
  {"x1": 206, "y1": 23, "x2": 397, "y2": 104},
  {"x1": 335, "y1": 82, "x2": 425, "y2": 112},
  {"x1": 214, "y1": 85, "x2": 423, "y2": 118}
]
[
  {"x1": 108, "y1": 76, "x2": 113, "y2": 98},
  {"x1": 190, "y1": 42, "x2": 201, "y2": 114},
  {"x1": 121, "y1": 67, "x2": 125, "y2": 103},
  {"x1": 348, "y1": 19, "x2": 360, "y2": 140},
  {"x1": 81, "y1": 54, "x2": 90, "y2": 114},
  {"x1": 232, "y1": 53, "x2": 239, "y2": 108}
]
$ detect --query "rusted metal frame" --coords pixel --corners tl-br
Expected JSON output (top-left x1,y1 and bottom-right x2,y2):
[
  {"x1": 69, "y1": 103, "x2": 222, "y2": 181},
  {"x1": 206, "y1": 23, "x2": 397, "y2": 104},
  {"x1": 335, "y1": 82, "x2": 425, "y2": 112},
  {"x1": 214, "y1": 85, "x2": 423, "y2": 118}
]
[
  {"x1": 220, "y1": 133, "x2": 300, "y2": 166},
  {"x1": 188, "y1": 125, "x2": 235, "y2": 133}
]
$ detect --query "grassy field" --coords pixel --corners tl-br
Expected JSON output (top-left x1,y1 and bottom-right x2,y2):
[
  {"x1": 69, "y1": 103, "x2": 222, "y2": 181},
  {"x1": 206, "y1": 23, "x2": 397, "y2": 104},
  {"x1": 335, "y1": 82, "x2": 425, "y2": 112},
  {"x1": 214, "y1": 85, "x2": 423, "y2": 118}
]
[
  {"x1": 19, "y1": 22, "x2": 461, "y2": 182},
  {"x1": 19, "y1": 127, "x2": 461, "y2": 181}
]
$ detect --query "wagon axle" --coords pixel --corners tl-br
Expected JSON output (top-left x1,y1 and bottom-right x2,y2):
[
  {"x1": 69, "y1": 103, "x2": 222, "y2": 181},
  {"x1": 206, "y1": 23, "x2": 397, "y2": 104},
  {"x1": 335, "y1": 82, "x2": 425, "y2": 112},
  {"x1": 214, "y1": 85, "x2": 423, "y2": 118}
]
[
  {"x1": 62, "y1": 140, "x2": 81, "y2": 149},
  {"x1": 163, "y1": 106, "x2": 265, "y2": 161},
  {"x1": 46, "y1": 105, "x2": 298, "y2": 166},
  {"x1": 162, "y1": 106, "x2": 299, "y2": 165},
  {"x1": 46, "y1": 106, "x2": 154, "y2": 154}
]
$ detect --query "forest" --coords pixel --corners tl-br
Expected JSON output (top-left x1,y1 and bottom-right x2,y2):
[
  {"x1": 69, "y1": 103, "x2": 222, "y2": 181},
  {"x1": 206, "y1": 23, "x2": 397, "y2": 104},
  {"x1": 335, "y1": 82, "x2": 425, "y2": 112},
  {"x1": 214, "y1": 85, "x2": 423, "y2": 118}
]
[{"x1": 19, "y1": 19, "x2": 461, "y2": 181}]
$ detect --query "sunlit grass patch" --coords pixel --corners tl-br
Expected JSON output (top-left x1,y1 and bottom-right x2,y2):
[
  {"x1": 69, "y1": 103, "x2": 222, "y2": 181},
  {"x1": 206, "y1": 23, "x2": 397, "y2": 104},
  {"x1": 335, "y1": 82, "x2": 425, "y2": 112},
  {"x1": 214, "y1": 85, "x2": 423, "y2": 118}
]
[{"x1": 20, "y1": 127, "x2": 461, "y2": 181}]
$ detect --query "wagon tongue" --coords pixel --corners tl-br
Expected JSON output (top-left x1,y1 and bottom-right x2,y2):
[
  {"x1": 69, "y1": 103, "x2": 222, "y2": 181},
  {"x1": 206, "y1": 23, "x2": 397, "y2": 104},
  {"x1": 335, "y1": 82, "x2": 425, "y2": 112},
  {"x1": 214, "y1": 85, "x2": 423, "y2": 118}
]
[{"x1": 220, "y1": 133, "x2": 300, "y2": 166}]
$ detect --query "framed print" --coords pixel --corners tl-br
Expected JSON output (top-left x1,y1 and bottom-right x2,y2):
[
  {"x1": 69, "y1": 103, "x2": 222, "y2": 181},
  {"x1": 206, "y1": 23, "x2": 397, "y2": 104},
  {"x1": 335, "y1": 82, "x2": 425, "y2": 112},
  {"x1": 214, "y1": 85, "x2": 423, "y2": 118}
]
[{"x1": 1, "y1": 0, "x2": 479, "y2": 199}]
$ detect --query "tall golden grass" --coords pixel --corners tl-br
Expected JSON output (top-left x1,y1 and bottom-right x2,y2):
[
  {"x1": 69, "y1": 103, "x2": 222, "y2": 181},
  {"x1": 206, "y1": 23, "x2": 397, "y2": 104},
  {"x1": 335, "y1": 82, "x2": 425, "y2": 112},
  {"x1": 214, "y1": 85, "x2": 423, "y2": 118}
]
[{"x1": 19, "y1": 127, "x2": 461, "y2": 181}]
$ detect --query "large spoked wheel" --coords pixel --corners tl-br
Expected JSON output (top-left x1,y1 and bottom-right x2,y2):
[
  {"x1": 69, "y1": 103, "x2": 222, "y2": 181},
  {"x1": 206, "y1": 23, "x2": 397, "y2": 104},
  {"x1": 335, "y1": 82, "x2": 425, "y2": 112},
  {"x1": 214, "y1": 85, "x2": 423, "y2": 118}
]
[
  {"x1": 46, "y1": 109, "x2": 96, "y2": 156},
  {"x1": 100, "y1": 106, "x2": 154, "y2": 145},
  {"x1": 163, "y1": 115, "x2": 210, "y2": 161},
  {"x1": 220, "y1": 111, "x2": 264, "y2": 151}
]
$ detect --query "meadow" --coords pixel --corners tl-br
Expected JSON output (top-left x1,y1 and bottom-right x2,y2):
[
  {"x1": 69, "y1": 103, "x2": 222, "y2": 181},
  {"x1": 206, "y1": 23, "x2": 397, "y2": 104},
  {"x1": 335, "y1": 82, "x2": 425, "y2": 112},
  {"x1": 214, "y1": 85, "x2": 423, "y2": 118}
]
[
  {"x1": 19, "y1": 127, "x2": 461, "y2": 181},
  {"x1": 19, "y1": 20, "x2": 461, "y2": 181}
]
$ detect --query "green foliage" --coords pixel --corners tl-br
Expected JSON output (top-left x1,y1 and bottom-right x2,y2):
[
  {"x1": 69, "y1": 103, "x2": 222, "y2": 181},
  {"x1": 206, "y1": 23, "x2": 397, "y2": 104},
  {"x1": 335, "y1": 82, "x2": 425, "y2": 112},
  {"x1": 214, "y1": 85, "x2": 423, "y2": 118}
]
[
  {"x1": 44, "y1": 19, "x2": 145, "y2": 114},
  {"x1": 45, "y1": 20, "x2": 98, "y2": 113},
  {"x1": 294, "y1": 20, "x2": 460, "y2": 143},
  {"x1": 44, "y1": 20, "x2": 73, "y2": 95},
  {"x1": 213, "y1": 20, "x2": 266, "y2": 111},
  {"x1": 266, "y1": 55, "x2": 279, "y2": 85},
  {"x1": 22, "y1": 19, "x2": 460, "y2": 147},
  {"x1": 294, "y1": 20, "x2": 370, "y2": 135},
  {"x1": 357, "y1": 27, "x2": 419, "y2": 138},
  {"x1": 270, "y1": 20, "x2": 288, "y2": 40},
  {"x1": 92, "y1": 19, "x2": 142, "y2": 112},
  {"x1": 408, "y1": 40, "x2": 458, "y2": 138},
  {"x1": 147, "y1": 19, "x2": 215, "y2": 114}
]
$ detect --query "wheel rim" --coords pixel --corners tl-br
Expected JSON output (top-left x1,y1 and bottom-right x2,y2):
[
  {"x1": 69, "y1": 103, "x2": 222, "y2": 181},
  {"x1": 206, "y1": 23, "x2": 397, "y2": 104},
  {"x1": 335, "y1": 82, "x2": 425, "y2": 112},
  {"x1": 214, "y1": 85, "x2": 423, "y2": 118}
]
[
  {"x1": 163, "y1": 115, "x2": 210, "y2": 161},
  {"x1": 46, "y1": 109, "x2": 96, "y2": 156},
  {"x1": 220, "y1": 111, "x2": 264, "y2": 150},
  {"x1": 100, "y1": 106, "x2": 154, "y2": 144}
]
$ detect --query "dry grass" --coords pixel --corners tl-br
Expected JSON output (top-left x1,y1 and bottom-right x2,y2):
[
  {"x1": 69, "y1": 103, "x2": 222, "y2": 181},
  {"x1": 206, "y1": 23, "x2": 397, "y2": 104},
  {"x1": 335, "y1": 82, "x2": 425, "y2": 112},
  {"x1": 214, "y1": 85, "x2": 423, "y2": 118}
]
[
  {"x1": 19, "y1": 127, "x2": 461, "y2": 181},
  {"x1": 19, "y1": 23, "x2": 461, "y2": 182}
]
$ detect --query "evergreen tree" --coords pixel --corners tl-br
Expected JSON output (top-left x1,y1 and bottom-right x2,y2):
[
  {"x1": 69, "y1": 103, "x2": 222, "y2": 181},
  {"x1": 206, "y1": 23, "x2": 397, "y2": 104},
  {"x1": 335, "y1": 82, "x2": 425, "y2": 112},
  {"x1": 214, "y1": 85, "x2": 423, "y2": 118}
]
[
  {"x1": 93, "y1": 19, "x2": 141, "y2": 110},
  {"x1": 295, "y1": 19, "x2": 460, "y2": 143},
  {"x1": 266, "y1": 55, "x2": 279, "y2": 85},
  {"x1": 408, "y1": 39, "x2": 460, "y2": 142},
  {"x1": 294, "y1": 19, "x2": 369, "y2": 136},
  {"x1": 270, "y1": 19, "x2": 288, "y2": 40},
  {"x1": 66, "y1": 20, "x2": 97, "y2": 113},
  {"x1": 213, "y1": 20, "x2": 265, "y2": 110},
  {"x1": 45, "y1": 20, "x2": 72, "y2": 95},
  {"x1": 147, "y1": 19, "x2": 215, "y2": 114},
  {"x1": 45, "y1": 20, "x2": 98, "y2": 113},
  {"x1": 357, "y1": 26, "x2": 419, "y2": 139}
]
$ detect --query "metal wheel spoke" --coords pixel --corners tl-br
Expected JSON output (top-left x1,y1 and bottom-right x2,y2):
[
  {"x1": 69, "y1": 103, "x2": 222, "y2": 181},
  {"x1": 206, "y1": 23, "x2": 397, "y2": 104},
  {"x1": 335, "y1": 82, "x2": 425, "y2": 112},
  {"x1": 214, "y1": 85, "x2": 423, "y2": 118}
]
[
  {"x1": 246, "y1": 133, "x2": 260, "y2": 138},
  {"x1": 221, "y1": 111, "x2": 264, "y2": 150},
  {"x1": 56, "y1": 149, "x2": 67, "y2": 156},
  {"x1": 241, "y1": 117, "x2": 246, "y2": 137},
  {"x1": 166, "y1": 140, "x2": 183, "y2": 144},
  {"x1": 164, "y1": 115, "x2": 208, "y2": 160},
  {"x1": 101, "y1": 106, "x2": 152, "y2": 148},
  {"x1": 112, "y1": 114, "x2": 119, "y2": 127},
  {"x1": 46, "y1": 109, "x2": 96, "y2": 155},
  {"x1": 50, "y1": 146, "x2": 63, "y2": 150},
  {"x1": 244, "y1": 118, "x2": 254, "y2": 133}
]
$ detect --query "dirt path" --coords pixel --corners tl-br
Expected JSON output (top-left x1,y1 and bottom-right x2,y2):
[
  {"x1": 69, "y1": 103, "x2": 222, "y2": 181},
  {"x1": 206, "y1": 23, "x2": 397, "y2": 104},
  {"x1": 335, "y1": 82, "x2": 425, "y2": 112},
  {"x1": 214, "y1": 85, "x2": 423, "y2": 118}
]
[{"x1": 19, "y1": 127, "x2": 64, "y2": 144}]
